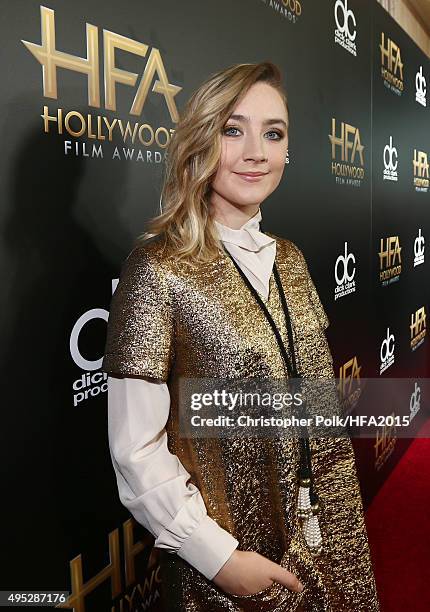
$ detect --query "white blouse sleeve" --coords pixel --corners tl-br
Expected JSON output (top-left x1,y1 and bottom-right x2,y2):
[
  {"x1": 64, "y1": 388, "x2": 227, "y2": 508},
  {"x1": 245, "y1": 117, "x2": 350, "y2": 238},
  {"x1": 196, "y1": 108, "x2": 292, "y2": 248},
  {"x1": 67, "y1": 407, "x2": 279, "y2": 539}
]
[{"x1": 107, "y1": 375, "x2": 239, "y2": 581}]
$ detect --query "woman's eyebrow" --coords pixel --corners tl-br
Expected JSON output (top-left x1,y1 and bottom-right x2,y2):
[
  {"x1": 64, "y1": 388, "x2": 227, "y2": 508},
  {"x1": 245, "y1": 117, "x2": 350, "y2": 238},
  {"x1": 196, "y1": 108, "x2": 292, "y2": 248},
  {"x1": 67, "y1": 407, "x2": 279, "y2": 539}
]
[{"x1": 227, "y1": 113, "x2": 287, "y2": 129}]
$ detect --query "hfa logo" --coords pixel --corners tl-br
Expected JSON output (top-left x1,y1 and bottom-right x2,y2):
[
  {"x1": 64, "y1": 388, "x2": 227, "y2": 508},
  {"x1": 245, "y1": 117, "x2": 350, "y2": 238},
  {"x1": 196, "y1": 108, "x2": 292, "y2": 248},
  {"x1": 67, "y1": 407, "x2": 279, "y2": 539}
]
[
  {"x1": 338, "y1": 355, "x2": 362, "y2": 410},
  {"x1": 413, "y1": 149, "x2": 429, "y2": 192},
  {"x1": 21, "y1": 6, "x2": 182, "y2": 160},
  {"x1": 260, "y1": 0, "x2": 302, "y2": 24},
  {"x1": 334, "y1": 0, "x2": 357, "y2": 56},
  {"x1": 410, "y1": 306, "x2": 426, "y2": 351},
  {"x1": 329, "y1": 118, "x2": 365, "y2": 186},
  {"x1": 374, "y1": 415, "x2": 396, "y2": 471},
  {"x1": 379, "y1": 236, "x2": 402, "y2": 286},
  {"x1": 22, "y1": 5, "x2": 182, "y2": 118},
  {"x1": 380, "y1": 31, "x2": 404, "y2": 95},
  {"x1": 383, "y1": 136, "x2": 398, "y2": 182},
  {"x1": 415, "y1": 66, "x2": 427, "y2": 107},
  {"x1": 379, "y1": 327, "x2": 395, "y2": 375},
  {"x1": 69, "y1": 279, "x2": 118, "y2": 406},
  {"x1": 414, "y1": 228, "x2": 425, "y2": 267},
  {"x1": 334, "y1": 241, "x2": 356, "y2": 300},
  {"x1": 58, "y1": 518, "x2": 161, "y2": 612}
]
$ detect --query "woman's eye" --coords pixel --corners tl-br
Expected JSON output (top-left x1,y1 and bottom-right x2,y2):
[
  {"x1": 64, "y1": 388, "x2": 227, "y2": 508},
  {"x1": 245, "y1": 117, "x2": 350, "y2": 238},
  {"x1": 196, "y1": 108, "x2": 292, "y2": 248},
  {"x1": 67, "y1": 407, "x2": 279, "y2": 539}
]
[
  {"x1": 266, "y1": 130, "x2": 283, "y2": 140},
  {"x1": 223, "y1": 126, "x2": 240, "y2": 136},
  {"x1": 223, "y1": 126, "x2": 283, "y2": 140}
]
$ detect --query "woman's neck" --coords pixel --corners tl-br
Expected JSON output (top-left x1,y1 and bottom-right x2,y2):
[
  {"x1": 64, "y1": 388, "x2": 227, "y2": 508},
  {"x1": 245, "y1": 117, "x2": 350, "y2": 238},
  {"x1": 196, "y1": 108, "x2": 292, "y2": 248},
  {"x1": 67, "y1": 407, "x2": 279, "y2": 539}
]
[{"x1": 209, "y1": 200, "x2": 261, "y2": 230}]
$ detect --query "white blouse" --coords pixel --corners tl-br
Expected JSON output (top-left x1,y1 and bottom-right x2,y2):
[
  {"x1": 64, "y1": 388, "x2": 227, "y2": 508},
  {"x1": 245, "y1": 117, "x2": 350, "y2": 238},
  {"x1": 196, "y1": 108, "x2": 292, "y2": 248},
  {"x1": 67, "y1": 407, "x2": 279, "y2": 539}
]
[{"x1": 108, "y1": 209, "x2": 276, "y2": 581}]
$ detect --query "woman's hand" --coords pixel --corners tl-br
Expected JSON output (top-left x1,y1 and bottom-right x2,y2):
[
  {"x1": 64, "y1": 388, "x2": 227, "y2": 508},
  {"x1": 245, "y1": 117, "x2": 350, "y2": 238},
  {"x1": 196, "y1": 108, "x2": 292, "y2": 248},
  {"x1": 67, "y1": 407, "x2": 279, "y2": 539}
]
[{"x1": 212, "y1": 549, "x2": 304, "y2": 597}]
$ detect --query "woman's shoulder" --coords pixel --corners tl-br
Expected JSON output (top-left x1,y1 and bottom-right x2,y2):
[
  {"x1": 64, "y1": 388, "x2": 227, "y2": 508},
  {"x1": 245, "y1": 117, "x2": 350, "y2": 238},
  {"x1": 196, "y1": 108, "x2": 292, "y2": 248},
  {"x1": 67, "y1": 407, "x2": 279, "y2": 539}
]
[
  {"x1": 265, "y1": 231, "x2": 307, "y2": 265},
  {"x1": 124, "y1": 234, "x2": 174, "y2": 268},
  {"x1": 113, "y1": 235, "x2": 176, "y2": 293}
]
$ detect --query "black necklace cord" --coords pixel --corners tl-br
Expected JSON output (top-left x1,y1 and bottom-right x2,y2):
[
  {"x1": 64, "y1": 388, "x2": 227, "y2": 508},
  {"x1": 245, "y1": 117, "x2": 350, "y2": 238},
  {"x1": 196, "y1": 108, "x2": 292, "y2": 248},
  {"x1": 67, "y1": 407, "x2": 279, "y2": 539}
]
[
  {"x1": 260, "y1": 224, "x2": 317, "y2": 504},
  {"x1": 224, "y1": 253, "x2": 296, "y2": 378},
  {"x1": 221, "y1": 222, "x2": 318, "y2": 505}
]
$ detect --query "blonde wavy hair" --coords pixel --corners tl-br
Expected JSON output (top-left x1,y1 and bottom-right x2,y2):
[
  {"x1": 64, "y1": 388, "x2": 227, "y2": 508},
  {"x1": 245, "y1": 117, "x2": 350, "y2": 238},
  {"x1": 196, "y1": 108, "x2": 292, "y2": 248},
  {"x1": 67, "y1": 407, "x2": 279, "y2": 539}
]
[{"x1": 138, "y1": 61, "x2": 289, "y2": 264}]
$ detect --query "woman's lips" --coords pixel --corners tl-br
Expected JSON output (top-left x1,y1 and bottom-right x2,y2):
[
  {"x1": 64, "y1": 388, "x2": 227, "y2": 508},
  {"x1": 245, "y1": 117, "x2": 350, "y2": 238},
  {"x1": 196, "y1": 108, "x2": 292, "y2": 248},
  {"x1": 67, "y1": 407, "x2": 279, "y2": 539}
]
[{"x1": 234, "y1": 172, "x2": 268, "y2": 182}]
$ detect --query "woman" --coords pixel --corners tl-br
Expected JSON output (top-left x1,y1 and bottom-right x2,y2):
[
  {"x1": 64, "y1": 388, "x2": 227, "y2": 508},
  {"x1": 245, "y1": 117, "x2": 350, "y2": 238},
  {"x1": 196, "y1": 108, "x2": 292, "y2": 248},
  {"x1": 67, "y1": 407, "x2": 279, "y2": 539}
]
[{"x1": 103, "y1": 62, "x2": 380, "y2": 611}]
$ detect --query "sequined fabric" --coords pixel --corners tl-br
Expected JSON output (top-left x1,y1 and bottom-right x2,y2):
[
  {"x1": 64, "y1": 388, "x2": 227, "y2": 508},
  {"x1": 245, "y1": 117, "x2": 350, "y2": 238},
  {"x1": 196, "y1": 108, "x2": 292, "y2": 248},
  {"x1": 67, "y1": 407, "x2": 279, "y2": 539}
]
[{"x1": 103, "y1": 235, "x2": 380, "y2": 612}]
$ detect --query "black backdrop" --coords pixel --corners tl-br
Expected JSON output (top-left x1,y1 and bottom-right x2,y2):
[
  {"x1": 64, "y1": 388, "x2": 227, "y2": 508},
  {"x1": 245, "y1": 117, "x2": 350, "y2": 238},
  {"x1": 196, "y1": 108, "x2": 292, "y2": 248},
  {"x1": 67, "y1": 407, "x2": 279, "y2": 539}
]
[{"x1": 1, "y1": 1, "x2": 429, "y2": 609}]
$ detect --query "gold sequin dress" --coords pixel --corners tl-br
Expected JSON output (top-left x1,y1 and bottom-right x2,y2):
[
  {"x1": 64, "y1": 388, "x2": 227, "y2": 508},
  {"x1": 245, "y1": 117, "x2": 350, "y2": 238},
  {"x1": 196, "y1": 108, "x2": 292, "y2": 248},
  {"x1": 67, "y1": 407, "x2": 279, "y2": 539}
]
[{"x1": 103, "y1": 233, "x2": 380, "y2": 612}]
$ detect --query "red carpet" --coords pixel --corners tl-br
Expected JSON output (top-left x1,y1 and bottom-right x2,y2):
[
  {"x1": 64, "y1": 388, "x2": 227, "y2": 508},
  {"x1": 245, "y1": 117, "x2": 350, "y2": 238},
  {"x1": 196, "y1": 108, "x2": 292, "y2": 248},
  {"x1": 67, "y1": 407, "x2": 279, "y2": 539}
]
[{"x1": 365, "y1": 417, "x2": 430, "y2": 611}]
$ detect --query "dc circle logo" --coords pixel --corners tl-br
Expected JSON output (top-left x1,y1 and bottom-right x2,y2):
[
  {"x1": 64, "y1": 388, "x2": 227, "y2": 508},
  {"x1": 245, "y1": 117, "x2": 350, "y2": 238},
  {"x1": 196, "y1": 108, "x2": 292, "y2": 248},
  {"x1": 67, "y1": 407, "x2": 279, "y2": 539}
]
[
  {"x1": 383, "y1": 137, "x2": 398, "y2": 171},
  {"x1": 70, "y1": 308, "x2": 109, "y2": 371},
  {"x1": 380, "y1": 328, "x2": 395, "y2": 363},
  {"x1": 416, "y1": 66, "x2": 427, "y2": 96},
  {"x1": 414, "y1": 229, "x2": 425, "y2": 257},
  {"x1": 335, "y1": 242, "x2": 356, "y2": 285},
  {"x1": 334, "y1": 0, "x2": 356, "y2": 41}
]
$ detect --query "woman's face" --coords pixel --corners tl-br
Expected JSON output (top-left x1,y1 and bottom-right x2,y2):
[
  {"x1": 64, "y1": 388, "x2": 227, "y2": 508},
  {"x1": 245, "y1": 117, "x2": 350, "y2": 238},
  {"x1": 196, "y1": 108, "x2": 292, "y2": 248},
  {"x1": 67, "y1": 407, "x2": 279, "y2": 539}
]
[{"x1": 210, "y1": 82, "x2": 289, "y2": 211}]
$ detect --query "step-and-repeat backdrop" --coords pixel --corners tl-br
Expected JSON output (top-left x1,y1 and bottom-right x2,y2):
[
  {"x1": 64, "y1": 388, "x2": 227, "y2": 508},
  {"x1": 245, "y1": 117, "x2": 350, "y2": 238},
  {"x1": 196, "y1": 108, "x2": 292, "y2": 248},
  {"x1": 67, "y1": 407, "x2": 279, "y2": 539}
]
[{"x1": 1, "y1": 0, "x2": 428, "y2": 609}]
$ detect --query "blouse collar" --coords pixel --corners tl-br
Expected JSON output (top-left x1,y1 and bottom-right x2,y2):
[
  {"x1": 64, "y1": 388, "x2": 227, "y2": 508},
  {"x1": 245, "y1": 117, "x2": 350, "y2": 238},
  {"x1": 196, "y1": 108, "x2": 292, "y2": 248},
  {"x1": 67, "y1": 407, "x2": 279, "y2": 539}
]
[{"x1": 214, "y1": 208, "x2": 275, "y2": 252}]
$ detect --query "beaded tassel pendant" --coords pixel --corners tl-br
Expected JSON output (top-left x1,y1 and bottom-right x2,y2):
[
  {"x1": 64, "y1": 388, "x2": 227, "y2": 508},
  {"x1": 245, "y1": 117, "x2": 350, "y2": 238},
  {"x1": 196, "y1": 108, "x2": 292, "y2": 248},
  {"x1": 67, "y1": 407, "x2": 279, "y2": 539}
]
[{"x1": 297, "y1": 476, "x2": 323, "y2": 556}]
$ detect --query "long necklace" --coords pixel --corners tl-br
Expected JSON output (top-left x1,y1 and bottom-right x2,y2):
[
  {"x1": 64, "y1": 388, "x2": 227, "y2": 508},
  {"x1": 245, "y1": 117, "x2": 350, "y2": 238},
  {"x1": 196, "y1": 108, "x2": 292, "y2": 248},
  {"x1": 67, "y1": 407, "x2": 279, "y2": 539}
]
[{"x1": 222, "y1": 238, "x2": 323, "y2": 556}]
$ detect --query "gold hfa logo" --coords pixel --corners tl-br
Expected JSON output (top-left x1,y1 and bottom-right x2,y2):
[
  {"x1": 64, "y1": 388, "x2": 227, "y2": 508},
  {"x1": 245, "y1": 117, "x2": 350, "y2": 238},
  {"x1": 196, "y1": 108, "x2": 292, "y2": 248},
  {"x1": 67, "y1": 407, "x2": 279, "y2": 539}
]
[
  {"x1": 57, "y1": 518, "x2": 161, "y2": 612},
  {"x1": 338, "y1": 356, "x2": 362, "y2": 411},
  {"x1": 329, "y1": 119, "x2": 364, "y2": 165},
  {"x1": 413, "y1": 150, "x2": 429, "y2": 179},
  {"x1": 379, "y1": 236, "x2": 402, "y2": 285},
  {"x1": 282, "y1": 0, "x2": 302, "y2": 15},
  {"x1": 374, "y1": 415, "x2": 396, "y2": 471},
  {"x1": 21, "y1": 5, "x2": 182, "y2": 120},
  {"x1": 379, "y1": 236, "x2": 402, "y2": 270},
  {"x1": 380, "y1": 32, "x2": 403, "y2": 79},
  {"x1": 410, "y1": 306, "x2": 426, "y2": 350}
]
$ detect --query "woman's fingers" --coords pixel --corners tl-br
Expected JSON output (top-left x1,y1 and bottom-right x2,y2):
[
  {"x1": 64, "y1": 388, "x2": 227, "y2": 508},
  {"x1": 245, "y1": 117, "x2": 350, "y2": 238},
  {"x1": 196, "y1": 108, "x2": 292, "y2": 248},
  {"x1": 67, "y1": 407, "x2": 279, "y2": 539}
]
[{"x1": 270, "y1": 564, "x2": 304, "y2": 593}]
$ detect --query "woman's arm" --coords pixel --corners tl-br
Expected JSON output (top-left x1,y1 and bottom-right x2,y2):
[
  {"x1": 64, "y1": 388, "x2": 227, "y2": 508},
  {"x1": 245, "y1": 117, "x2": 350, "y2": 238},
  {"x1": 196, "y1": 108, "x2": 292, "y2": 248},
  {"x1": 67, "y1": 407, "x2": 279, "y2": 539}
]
[{"x1": 108, "y1": 375, "x2": 239, "y2": 581}]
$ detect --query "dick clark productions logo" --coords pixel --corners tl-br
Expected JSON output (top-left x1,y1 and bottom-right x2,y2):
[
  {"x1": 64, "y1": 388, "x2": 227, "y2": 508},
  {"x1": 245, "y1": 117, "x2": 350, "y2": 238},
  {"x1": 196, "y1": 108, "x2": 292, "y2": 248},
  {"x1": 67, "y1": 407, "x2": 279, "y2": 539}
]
[
  {"x1": 334, "y1": 0, "x2": 357, "y2": 56},
  {"x1": 69, "y1": 280, "x2": 119, "y2": 406}
]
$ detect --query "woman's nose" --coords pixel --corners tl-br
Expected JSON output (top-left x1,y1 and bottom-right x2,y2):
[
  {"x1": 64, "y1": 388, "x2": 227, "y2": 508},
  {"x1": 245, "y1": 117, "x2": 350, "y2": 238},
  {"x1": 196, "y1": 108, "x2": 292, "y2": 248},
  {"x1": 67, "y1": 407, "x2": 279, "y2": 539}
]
[{"x1": 242, "y1": 135, "x2": 268, "y2": 161}]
